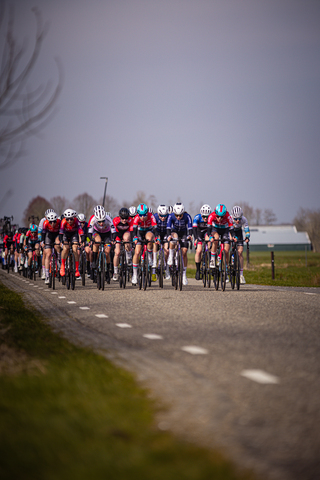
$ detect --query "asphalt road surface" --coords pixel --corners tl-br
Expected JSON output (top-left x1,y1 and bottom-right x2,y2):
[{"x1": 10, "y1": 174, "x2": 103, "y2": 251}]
[{"x1": 1, "y1": 269, "x2": 320, "y2": 480}]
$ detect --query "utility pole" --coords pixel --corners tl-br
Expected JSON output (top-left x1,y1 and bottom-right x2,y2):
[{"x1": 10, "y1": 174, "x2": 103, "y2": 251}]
[{"x1": 100, "y1": 177, "x2": 108, "y2": 209}]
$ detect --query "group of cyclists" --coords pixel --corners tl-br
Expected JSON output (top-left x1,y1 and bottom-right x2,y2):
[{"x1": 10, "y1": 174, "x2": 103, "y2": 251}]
[{"x1": 1, "y1": 201, "x2": 250, "y2": 287}]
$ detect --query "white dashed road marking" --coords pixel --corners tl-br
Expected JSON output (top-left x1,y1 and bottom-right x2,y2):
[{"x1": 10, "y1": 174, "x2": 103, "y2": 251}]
[
  {"x1": 143, "y1": 334, "x2": 163, "y2": 340},
  {"x1": 95, "y1": 314, "x2": 108, "y2": 318},
  {"x1": 79, "y1": 307, "x2": 90, "y2": 310},
  {"x1": 241, "y1": 369, "x2": 280, "y2": 384},
  {"x1": 304, "y1": 292, "x2": 316, "y2": 296},
  {"x1": 58, "y1": 296, "x2": 66, "y2": 299},
  {"x1": 68, "y1": 301, "x2": 76, "y2": 304},
  {"x1": 181, "y1": 346, "x2": 209, "y2": 355},
  {"x1": 116, "y1": 323, "x2": 132, "y2": 328},
  {"x1": 51, "y1": 292, "x2": 58, "y2": 295}
]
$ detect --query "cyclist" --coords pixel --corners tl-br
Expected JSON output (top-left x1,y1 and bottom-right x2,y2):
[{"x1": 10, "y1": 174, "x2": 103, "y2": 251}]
[
  {"x1": 41, "y1": 211, "x2": 61, "y2": 284},
  {"x1": 59, "y1": 209, "x2": 84, "y2": 278},
  {"x1": 38, "y1": 209, "x2": 55, "y2": 279},
  {"x1": 77, "y1": 213, "x2": 91, "y2": 277},
  {"x1": 192, "y1": 204, "x2": 212, "y2": 280},
  {"x1": 3, "y1": 230, "x2": 15, "y2": 270},
  {"x1": 112, "y1": 207, "x2": 134, "y2": 281},
  {"x1": 231, "y1": 206, "x2": 250, "y2": 284},
  {"x1": 153, "y1": 204, "x2": 170, "y2": 280},
  {"x1": 207, "y1": 204, "x2": 234, "y2": 276},
  {"x1": 167, "y1": 202, "x2": 192, "y2": 286},
  {"x1": 88, "y1": 205, "x2": 113, "y2": 278},
  {"x1": 131, "y1": 203, "x2": 157, "y2": 285},
  {"x1": 24, "y1": 224, "x2": 41, "y2": 277}
]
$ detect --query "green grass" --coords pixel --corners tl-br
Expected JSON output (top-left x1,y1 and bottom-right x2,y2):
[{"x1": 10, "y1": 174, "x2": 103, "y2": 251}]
[
  {"x1": 186, "y1": 251, "x2": 320, "y2": 287},
  {"x1": 0, "y1": 283, "x2": 254, "y2": 480}
]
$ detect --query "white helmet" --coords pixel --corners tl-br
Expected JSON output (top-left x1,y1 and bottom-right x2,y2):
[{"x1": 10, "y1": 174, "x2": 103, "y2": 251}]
[
  {"x1": 94, "y1": 205, "x2": 106, "y2": 221},
  {"x1": 200, "y1": 204, "x2": 211, "y2": 216},
  {"x1": 64, "y1": 208, "x2": 77, "y2": 219},
  {"x1": 46, "y1": 211, "x2": 57, "y2": 222},
  {"x1": 129, "y1": 206, "x2": 137, "y2": 217},
  {"x1": 45, "y1": 208, "x2": 55, "y2": 219},
  {"x1": 105, "y1": 211, "x2": 112, "y2": 219},
  {"x1": 168, "y1": 205, "x2": 173, "y2": 214},
  {"x1": 148, "y1": 207, "x2": 153, "y2": 213},
  {"x1": 157, "y1": 204, "x2": 168, "y2": 216},
  {"x1": 231, "y1": 206, "x2": 243, "y2": 219},
  {"x1": 173, "y1": 202, "x2": 185, "y2": 215},
  {"x1": 77, "y1": 213, "x2": 86, "y2": 222}
]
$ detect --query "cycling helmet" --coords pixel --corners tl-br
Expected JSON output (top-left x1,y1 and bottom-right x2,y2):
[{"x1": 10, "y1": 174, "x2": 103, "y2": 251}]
[
  {"x1": 137, "y1": 203, "x2": 148, "y2": 216},
  {"x1": 129, "y1": 206, "x2": 137, "y2": 217},
  {"x1": 173, "y1": 202, "x2": 185, "y2": 215},
  {"x1": 45, "y1": 208, "x2": 55, "y2": 219},
  {"x1": 215, "y1": 204, "x2": 227, "y2": 217},
  {"x1": 157, "y1": 204, "x2": 168, "y2": 216},
  {"x1": 46, "y1": 212, "x2": 57, "y2": 222},
  {"x1": 105, "y1": 211, "x2": 112, "y2": 219},
  {"x1": 94, "y1": 205, "x2": 106, "y2": 221},
  {"x1": 30, "y1": 224, "x2": 38, "y2": 232},
  {"x1": 64, "y1": 208, "x2": 77, "y2": 219},
  {"x1": 119, "y1": 207, "x2": 129, "y2": 219},
  {"x1": 168, "y1": 205, "x2": 173, "y2": 214},
  {"x1": 77, "y1": 213, "x2": 86, "y2": 222},
  {"x1": 148, "y1": 207, "x2": 153, "y2": 213},
  {"x1": 200, "y1": 204, "x2": 211, "y2": 216},
  {"x1": 231, "y1": 206, "x2": 243, "y2": 219}
]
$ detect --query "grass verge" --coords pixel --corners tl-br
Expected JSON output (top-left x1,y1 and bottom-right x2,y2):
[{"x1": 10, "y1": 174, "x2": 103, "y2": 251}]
[{"x1": 0, "y1": 282, "x2": 254, "y2": 480}]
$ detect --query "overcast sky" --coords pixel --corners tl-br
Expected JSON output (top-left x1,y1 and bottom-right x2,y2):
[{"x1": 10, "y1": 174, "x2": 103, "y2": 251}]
[{"x1": 1, "y1": 0, "x2": 320, "y2": 225}]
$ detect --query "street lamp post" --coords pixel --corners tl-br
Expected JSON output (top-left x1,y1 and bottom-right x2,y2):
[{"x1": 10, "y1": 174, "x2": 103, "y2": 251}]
[{"x1": 100, "y1": 177, "x2": 108, "y2": 209}]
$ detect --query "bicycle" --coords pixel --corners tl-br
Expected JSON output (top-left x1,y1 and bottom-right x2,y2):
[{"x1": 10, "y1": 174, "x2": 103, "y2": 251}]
[
  {"x1": 48, "y1": 245, "x2": 60, "y2": 290},
  {"x1": 210, "y1": 239, "x2": 227, "y2": 291},
  {"x1": 79, "y1": 244, "x2": 86, "y2": 287},
  {"x1": 168, "y1": 238, "x2": 184, "y2": 291},
  {"x1": 156, "y1": 240, "x2": 166, "y2": 289},
  {"x1": 62, "y1": 242, "x2": 76, "y2": 290},
  {"x1": 137, "y1": 239, "x2": 151, "y2": 291},
  {"x1": 118, "y1": 241, "x2": 132, "y2": 289},
  {"x1": 228, "y1": 241, "x2": 240, "y2": 290},
  {"x1": 198, "y1": 240, "x2": 211, "y2": 288},
  {"x1": 29, "y1": 249, "x2": 41, "y2": 281}
]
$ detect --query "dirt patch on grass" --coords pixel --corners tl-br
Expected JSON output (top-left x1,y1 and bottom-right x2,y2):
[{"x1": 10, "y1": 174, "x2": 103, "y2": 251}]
[{"x1": 0, "y1": 343, "x2": 46, "y2": 376}]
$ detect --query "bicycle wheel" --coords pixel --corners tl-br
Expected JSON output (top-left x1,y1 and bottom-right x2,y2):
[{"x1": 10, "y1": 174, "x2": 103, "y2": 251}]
[
  {"x1": 229, "y1": 251, "x2": 235, "y2": 290},
  {"x1": 143, "y1": 250, "x2": 148, "y2": 291},
  {"x1": 220, "y1": 250, "x2": 226, "y2": 291},
  {"x1": 234, "y1": 248, "x2": 240, "y2": 290},
  {"x1": 70, "y1": 253, "x2": 76, "y2": 290},
  {"x1": 178, "y1": 249, "x2": 183, "y2": 291},
  {"x1": 101, "y1": 253, "x2": 105, "y2": 291},
  {"x1": 213, "y1": 265, "x2": 219, "y2": 290},
  {"x1": 138, "y1": 259, "x2": 142, "y2": 290},
  {"x1": 122, "y1": 253, "x2": 127, "y2": 289},
  {"x1": 52, "y1": 254, "x2": 56, "y2": 290},
  {"x1": 66, "y1": 256, "x2": 70, "y2": 290},
  {"x1": 202, "y1": 251, "x2": 207, "y2": 288},
  {"x1": 81, "y1": 251, "x2": 86, "y2": 286},
  {"x1": 159, "y1": 249, "x2": 164, "y2": 288},
  {"x1": 33, "y1": 255, "x2": 37, "y2": 281}
]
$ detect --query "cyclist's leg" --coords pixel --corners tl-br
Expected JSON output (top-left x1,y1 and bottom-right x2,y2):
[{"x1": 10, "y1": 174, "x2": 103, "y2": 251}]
[
  {"x1": 132, "y1": 236, "x2": 143, "y2": 284},
  {"x1": 195, "y1": 238, "x2": 202, "y2": 279},
  {"x1": 210, "y1": 231, "x2": 219, "y2": 266},
  {"x1": 113, "y1": 239, "x2": 121, "y2": 280},
  {"x1": 168, "y1": 232, "x2": 178, "y2": 265},
  {"x1": 60, "y1": 235, "x2": 70, "y2": 276},
  {"x1": 123, "y1": 231, "x2": 132, "y2": 264}
]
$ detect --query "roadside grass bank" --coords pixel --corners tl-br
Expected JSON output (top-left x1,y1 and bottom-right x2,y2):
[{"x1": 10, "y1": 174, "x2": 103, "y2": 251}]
[
  {"x1": 0, "y1": 283, "x2": 254, "y2": 480},
  {"x1": 186, "y1": 251, "x2": 320, "y2": 288}
]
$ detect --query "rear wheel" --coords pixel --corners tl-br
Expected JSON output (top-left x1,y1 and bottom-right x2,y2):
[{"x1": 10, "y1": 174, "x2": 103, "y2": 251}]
[
  {"x1": 202, "y1": 251, "x2": 207, "y2": 288},
  {"x1": 234, "y1": 249, "x2": 240, "y2": 290},
  {"x1": 178, "y1": 249, "x2": 183, "y2": 291},
  {"x1": 101, "y1": 253, "x2": 105, "y2": 290},
  {"x1": 143, "y1": 250, "x2": 148, "y2": 291},
  {"x1": 81, "y1": 251, "x2": 86, "y2": 286},
  {"x1": 220, "y1": 250, "x2": 226, "y2": 291},
  {"x1": 159, "y1": 249, "x2": 164, "y2": 288}
]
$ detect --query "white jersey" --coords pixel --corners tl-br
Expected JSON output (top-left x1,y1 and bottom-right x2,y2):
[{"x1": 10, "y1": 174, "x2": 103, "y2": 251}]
[
  {"x1": 233, "y1": 215, "x2": 250, "y2": 238},
  {"x1": 88, "y1": 215, "x2": 113, "y2": 234}
]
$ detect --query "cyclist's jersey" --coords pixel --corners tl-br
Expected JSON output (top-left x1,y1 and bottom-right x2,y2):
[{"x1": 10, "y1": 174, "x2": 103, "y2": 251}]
[
  {"x1": 3, "y1": 234, "x2": 14, "y2": 248},
  {"x1": 42, "y1": 219, "x2": 61, "y2": 234},
  {"x1": 25, "y1": 230, "x2": 38, "y2": 242},
  {"x1": 207, "y1": 212, "x2": 233, "y2": 231},
  {"x1": 232, "y1": 216, "x2": 250, "y2": 239},
  {"x1": 133, "y1": 212, "x2": 157, "y2": 235},
  {"x1": 113, "y1": 216, "x2": 133, "y2": 235},
  {"x1": 38, "y1": 217, "x2": 46, "y2": 239},
  {"x1": 88, "y1": 215, "x2": 113, "y2": 235},
  {"x1": 153, "y1": 213, "x2": 168, "y2": 237},
  {"x1": 79, "y1": 221, "x2": 88, "y2": 236},
  {"x1": 167, "y1": 212, "x2": 192, "y2": 236},
  {"x1": 59, "y1": 218, "x2": 84, "y2": 236},
  {"x1": 192, "y1": 214, "x2": 209, "y2": 239}
]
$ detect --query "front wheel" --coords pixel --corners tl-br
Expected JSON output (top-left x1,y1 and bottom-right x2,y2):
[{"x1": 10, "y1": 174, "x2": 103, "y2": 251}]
[
  {"x1": 159, "y1": 250, "x2": 164, "y2": 288},
  {"x1": 220, "y1": 250, "x2": 226, "y2": 291}
]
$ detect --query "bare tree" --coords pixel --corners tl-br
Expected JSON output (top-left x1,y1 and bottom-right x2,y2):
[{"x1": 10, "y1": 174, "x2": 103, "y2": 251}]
[
  {"x1": 72, "y1": 193, "x2": 97, "y2": 219},
  {"x1": 254, "y1": 208, "x2": 262, "y2": 225},
  {"x1": 293, "y1": 207, "x2": 320, "y2": 252},
  {"x1": 132, "y1": 190, "x2": 148, "y2": 206},
  {"x1": 22, "y1": 195, "x2": 50, "y2": 226},
  {"x1": 263, "y1": 208, "x2": 277, "y2": 225},
  {"x1": 50, "y1": 195, "x2": 68, "y2": 216},
  {"x1": 0, "y1": 3, "x2": 63, "y2": 169},
  {"x1": 234, "y1": 201, "x2": 255, "y2": 224}
]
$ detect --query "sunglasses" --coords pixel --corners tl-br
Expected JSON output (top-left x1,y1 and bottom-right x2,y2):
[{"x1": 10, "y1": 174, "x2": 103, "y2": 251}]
[
  {"x1": 175, "y1": 214, "x2": 183, "y2": 218},
  {"x1": 98, "y1": 220, "x2": 105, "y2": 224},
  {"x1": 234, "y1": 218, "x2": 241, "y2": 221},
  {"x1": 66, "y1": 218, "x2": 73, "y2": 222},
  {"x1": 49, "y1": 221, "x2": 56, "y2": 224},
  {"x1": 139, "y1": 213, "x2": 147, "y2": 217}
]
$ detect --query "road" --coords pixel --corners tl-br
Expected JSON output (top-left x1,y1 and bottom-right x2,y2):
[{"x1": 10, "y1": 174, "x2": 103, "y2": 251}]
[{"x1": 1, "y1": 269, "x2": 320, "y2": 480}]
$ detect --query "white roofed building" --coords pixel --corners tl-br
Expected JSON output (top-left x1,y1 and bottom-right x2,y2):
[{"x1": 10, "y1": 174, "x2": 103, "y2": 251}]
[{"x1": 249, "y1": 225, "x2": 312, "y2": 251}]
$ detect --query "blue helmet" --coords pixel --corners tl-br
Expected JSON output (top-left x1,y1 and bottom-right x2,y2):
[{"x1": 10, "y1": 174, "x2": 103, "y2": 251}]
[
  {"x1": 30, "y1": 224, "x2": 38, "y2": 232},
  {"x1": 215, "y1": 204, "x2": 227, "y2": 217},
  {"x1": 137, "y1": 203, "x2": 148, "y2": 216}
]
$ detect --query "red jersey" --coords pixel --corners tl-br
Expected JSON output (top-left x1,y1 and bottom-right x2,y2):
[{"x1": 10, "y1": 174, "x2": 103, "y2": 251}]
[
  {"x1": 208, "y1": 211, "x2": 233, "y2": 230},
  {"x1": 113, "y1": 216, "x2": 134, "y2": 234},
  {"x1": 3, "y1": 234, "x2": 14, "y2": 248},
  {"x1": 42, "y1": 218, "x2": 61, "y2": 234},
  {"x1": 133, "y1": 212, "x2": 157, "y2": 233},
  {"x1": 26, "y1": 230, "x2": 38, "y2": 242},
  {"x1": 59, "y1": 218, "x2": 83, "y2": 236}
]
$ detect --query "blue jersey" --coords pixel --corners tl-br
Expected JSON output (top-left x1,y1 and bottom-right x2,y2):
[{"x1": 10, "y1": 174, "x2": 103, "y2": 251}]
[
  {"x1": 167, "y1": 212, "x2": 192, "y2": 236},
  {"x1": 153, "y1": 213, "x2": 168, "y2": 237},
  {"x1": 192, "y1": 214, "x2": 209, "y2": 239}
]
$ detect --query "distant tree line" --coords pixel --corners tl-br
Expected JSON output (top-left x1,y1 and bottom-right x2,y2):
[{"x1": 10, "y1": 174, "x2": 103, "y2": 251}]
[{"x1": 293, "y1": 208, "x2": 320, "y2": 252}]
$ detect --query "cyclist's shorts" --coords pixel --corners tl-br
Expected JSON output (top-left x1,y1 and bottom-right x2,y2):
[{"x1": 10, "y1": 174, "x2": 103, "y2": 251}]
[
  {"x1": 136, "y1": 229, "x2": 153, "y2": 245},
  {"x1": 44, "y1": 232, "x2": 59, "y2": 249},
  {"x1": 195, "y1": 232, "x2": 210, "y2": 244},
  {"x1": 114, "y1": 231, "x2": 133, "y2": 244},
  {"x1": 93, "y1": 231, "x2": 111, "y2": 246},
  {"x1": 27, "y1": 239, "x2": 38, "y2": 252},
  {"x1": 62, "y1": 233, "x2": 79, "y2": 245},
  {"x1": 211, "y1": 227, "x2": 230, "y2": 244},
  {"x1": 171, "y1": 231, "x2": 189, "y2": 249},
  {"x1": 233, "y1": 228, "x2": 244, "y2": 246}
]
